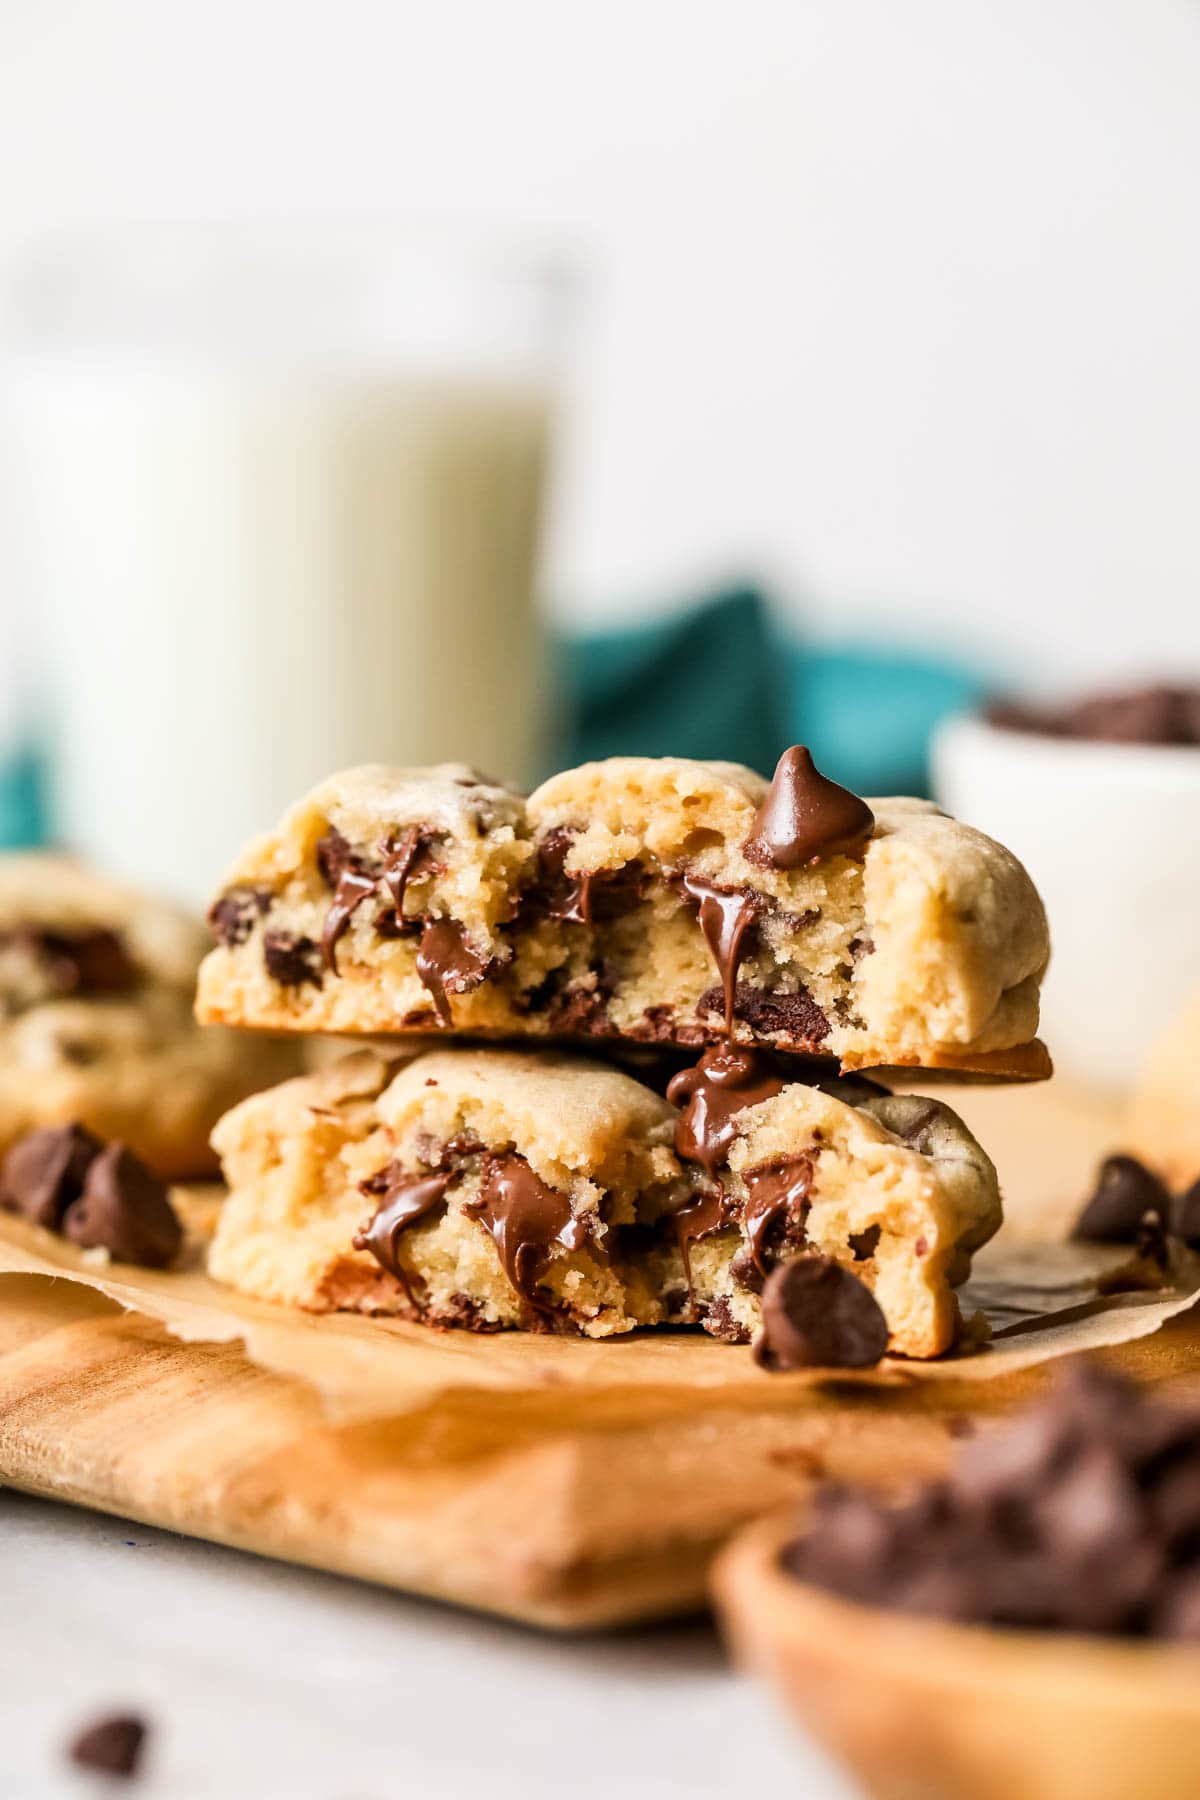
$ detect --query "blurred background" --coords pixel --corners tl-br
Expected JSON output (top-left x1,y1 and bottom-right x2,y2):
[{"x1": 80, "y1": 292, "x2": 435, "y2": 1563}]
[{"x1": 1, "y1": 0, "x2": 1199, "y2": 1081}]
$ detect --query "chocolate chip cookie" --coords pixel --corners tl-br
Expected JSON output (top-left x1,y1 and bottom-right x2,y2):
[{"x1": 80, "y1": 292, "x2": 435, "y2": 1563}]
[
  {"x1": 197, "y1": 751, "x2": 1050, "y2": 1077},
  {"x1": 0, "y1": 855, "x2": 298, "y2": 1177},
  {"x1": 208, "y1": 1045, "x2": 1001, "y2": 1356}
]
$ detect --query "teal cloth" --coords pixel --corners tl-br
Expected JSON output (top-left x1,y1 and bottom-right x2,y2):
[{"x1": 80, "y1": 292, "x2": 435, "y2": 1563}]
[
  {"x1": 0, "y1": 747, "x2": 47, "y2": 849},
  {"x1": 551, "y1": 586, "x2": 990, "y2": 796}
]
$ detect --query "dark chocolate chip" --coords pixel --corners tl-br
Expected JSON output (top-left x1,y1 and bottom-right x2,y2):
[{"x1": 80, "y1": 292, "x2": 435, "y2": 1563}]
[
  {"x1": 315, "y1": 827, "x2": 366, "y2": 887},
  {"x1": 321, "y1": 868, "x2": 379, "y2": 973},
  {"x1": 0, "y1": 1122, "x2": 103, "y2": 1229},
  {"x1": 695, "y1": 981, "x2": 831, "y2": 1048},
  {"x1": 667, "y1": 1043, "x2": 786, "y2": 1176},
  {"x1": 1073, "y1": 1154, "x2": 1173, "y2": 1243},
  {"x1": 414, "y1": 919, "x2": 489, "y2": 1026},
  {"x1": 743, "y1": 746, "x2": 875, "y2": 870},
  {"x1": 1171, "y1": 1178, "x2": 1200, "y2": 1249},
  {"x1": 988, "y1": 684, "x2": 1200, "y2": 747},
  {"x1": 207, "y1": 885, "x2": 272, "y2": 948},
  {"x1": 3, "y1": 925, "x2": 140, "y2": 995},
  {"x1": 848, "y1": 1224, "x2": 881, "y2": 1262},
  {"x1": 68, "y1": 1714, "x2": 148, "y2": 1780},
  {"x1": 753, "y1": 1255, "x2": 889, "y2": 1371},
  {"x1": 781, "y1": 1363, "x2": 1200, "y2": 1639},
  {"x1": 354, "y1": 1166, "x2": 452, "y2": 1309},
  {"x1": 61, "y1": 1142, "x2": 182, "y2": 1268},
  {"x1": 462, "y1": 1152, "x2": 588, "y2": 1314},
  {"x1": 263, "y1": 930, "x2": 323, "y2": 988}
]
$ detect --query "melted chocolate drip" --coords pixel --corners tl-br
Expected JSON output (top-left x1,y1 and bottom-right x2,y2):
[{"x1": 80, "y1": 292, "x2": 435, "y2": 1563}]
[
  {"x1": 321, "y1": 868, "x2": 379, "y2": 973},
  {"x1": 665, "y1": 1185, "x2": 732, "y2": 1306},
  {"x1": 682, "y1": 875, "x2": 758, "y2": 1036},
  {"x1": 315, "y1": 828, "x2": 364, "y2": 887},
  {"x1": 742, "y1": 1155, "x2": 814, "y2": 1277},
  {"x1": 667, "y1": 1044, "x2": 786, "y2": 1176},
  {"x1": 380, "y1": 826, "x2": 424, "y2": 911},
  {"x1": 354, "y1": 1167, "x2": 452, "y2": 1308},
  {"x1": 536, "y1": 829, "x2": 644, "y2": 926},
  {"x1": 743, "y1": 746, "x2": 875, "y2": 870},
  {"x1": 463, "y1": 1153, "x2": 588, "y2": 1314},
  {"x1": 415, "y1": 919, "x2": 489, "y2": 1026}
]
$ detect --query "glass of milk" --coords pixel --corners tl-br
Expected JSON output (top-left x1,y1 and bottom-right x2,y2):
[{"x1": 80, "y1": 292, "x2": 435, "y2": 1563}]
[{"x1": 2, "y1": 226, "x2": 566, "y2": 902}]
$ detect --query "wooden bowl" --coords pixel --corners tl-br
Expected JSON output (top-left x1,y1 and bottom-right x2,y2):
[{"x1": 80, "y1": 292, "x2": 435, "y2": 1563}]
[{"x1": 714, "y1": 1512, "x2": 1200, "y2": 1800}]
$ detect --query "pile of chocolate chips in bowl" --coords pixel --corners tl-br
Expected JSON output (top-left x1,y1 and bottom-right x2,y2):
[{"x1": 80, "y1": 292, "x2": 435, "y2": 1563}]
[
  {"x1": 986, "y1": 683, "x2": 1200, "y2": 747},
  {"x1": 783, "y1": 1363, "x2": 1200, "y2": 1639}
]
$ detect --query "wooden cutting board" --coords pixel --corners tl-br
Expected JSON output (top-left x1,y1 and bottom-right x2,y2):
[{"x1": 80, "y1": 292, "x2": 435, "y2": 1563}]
[
  {"x1": 0, "y1": 1076, "x2": 1183, "y2": 1630},
  {"x1": 1, "y1": 1260, "x2": 1196, "y2": 1630}
]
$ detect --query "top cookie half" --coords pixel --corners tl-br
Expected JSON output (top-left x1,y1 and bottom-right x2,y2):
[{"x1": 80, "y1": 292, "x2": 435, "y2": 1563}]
[{"x1": 195, "y1": 751, "x2": 1050, "y2": 1078}]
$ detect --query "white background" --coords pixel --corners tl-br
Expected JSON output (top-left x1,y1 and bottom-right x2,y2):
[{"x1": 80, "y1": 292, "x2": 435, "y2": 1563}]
[{"x1": 2, "y1": 0, "x2": 1200, "y2": 677}]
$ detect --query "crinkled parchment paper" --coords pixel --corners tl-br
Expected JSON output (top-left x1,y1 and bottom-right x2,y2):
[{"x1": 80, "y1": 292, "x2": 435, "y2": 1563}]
[{"x1": 1, "y1": 1199, "x2": 1196, "y2": 1424}]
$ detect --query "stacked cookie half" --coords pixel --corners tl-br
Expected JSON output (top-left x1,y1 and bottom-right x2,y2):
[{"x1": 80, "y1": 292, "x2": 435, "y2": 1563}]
[{"x1": 196, "y1": 748, "x2": 1050, "y2": 1363}]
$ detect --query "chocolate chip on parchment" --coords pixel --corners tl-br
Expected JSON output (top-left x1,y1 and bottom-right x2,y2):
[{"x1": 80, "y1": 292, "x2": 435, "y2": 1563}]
[
  {"x1": 1072, "y1": 1154, "x2": 1173, "y2": 1243},
  {"x1": 0, "y1": 1122, "x2": 102, "y2": 1229},
  {"x1": 68, "y1": 1713, "x2": 148, "y2": 1780},
  {"x1": 263, "y1": 929, "x2": 323, "y2": 988},
  {"x1": 753, "y1": 1255, "x2": 889, "y2": 1372},
  {"x1": 61, "y1": 1142, "x2": 182, "y2": 1268}
]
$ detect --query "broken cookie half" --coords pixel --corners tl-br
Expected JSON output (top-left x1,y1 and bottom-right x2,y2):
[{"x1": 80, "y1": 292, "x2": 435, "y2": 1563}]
[
  {"x1": 208, "y1": 1045, "x2": 1001, "y2": 1357},
  {"x1": 196, "y1": 750, "x2": 1050, "y2": 1080}
]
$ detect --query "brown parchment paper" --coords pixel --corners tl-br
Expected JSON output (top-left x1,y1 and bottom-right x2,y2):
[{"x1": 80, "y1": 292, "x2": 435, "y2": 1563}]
[{"x1": 1, "y1": 1203, "x2": 1196, "y2": 1425}]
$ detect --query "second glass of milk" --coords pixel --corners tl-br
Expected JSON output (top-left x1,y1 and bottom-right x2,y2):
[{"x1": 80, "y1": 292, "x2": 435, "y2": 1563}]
[{"x1": 4, "y1": 228, "x2": 564, "y2": 902}]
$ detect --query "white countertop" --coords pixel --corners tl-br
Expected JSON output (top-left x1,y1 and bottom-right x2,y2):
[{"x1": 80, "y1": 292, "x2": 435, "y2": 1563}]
[{"x1": 5, "y1": 1492, "x2": 857, "y2": 1800}]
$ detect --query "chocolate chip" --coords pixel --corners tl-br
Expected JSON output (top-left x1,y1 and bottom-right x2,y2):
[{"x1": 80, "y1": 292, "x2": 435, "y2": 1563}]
[
  {"x1": 315, "y1": 827, "x2": 365, "y2": 887},
  {"x1": 68, "y1": 1713, "x2": 148, "y2": 1780},
  {"x1": 321, "y1": 868, "x2": 379, "y2": 974},
  {"x1": 1172, "y1": 1178, "x2": 1200, "y2": 1248},
  {"x1": 753, "y1": 1255, "x2": 889, "y2": 1371},
  {"x1": 848, "y1": 1224, "x2": 881, "y2": 1262},
  {"x1": 988, "y1": 684, "x2": 1200, "y2": 747},
  {"x1": 61, "y1": 1142, "x2": 182, "y2": 1268},
  {"x1": 207, "y1": 885, "x2": 271, "y2": 948},
  {"x1": 462, "y1": 1152, "x2": 589, "y2": 1318},
  {"x1": 414, "y1": 919, "x2": 489, "y2": 1026},
  {"x1": 743, "y1": 746, "x2": 875, "y2": 870},
  {"x1": 263, "y1": 930, "x2": 323, "y2": 988},
  {"x1": 695, "y1": 981, "x2": 831, "y2": 1048},
  {"x1": 1073, "y1": 1154, "x2": 1173, "y2": 1243},
  {"x1": 3, "y1": 925, "x2": 140, "y2": 995},
  {"x1": 0, "y1": 1123, "x2": 103, "y2": 1229}
]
